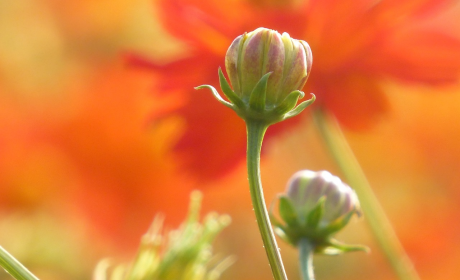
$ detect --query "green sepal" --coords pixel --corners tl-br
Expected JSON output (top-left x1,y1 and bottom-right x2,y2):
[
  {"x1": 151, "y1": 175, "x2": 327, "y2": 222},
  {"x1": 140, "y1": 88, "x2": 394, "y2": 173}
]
[
  {"x1": 273, "y1": 226, "x2": 292, "y2": 245},
  {"x1": 282, "y1": 93, "x2": 316, "y2": 120},
  {"x1": 269, "y1": 199, "x2": 299, "y2": 246},
  {"x1": 305, "y1": 197, "x2": 325, "y2": 229},
  {"x1": 268, "y1": 200, "x2": 284, "y2": 228},
  {"x1": 249, "y1": 72, "x2": 271, "y2": 112},
  {"x1": 272, "y1": 90, "x2": 305, "y2": 115},
  {"x1": 273, "y1": 227, "x2": 287, "y2": 240},
  {"x1": 218, "y1": 68, "x2": 245, "y2": 108},
  {"x1": 195, "y1": 85, "x2": 234, "y2": 109},
  {"x1": 318, "y1": 210, "x2": 355, "y2": 236},
  {"x1": 316, "y1": 239, "x2": 370, "y2": 255},
  {"x1": 278, "y1": 195, "x2": 299, "y2": 228}
]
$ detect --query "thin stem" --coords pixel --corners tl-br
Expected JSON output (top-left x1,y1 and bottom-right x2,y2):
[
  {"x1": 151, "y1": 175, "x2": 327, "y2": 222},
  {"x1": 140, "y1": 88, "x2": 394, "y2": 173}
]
[
  {"x1": 313, "y1": 109, "x2": 420, "y2": 280},
  {"x1": 0, "y1": 246, "x2": 39, "y2": 280},
  {"x1": 246, "y1": 120, "x2": 288, "y2": 280},
  {"x1": 298, "y1": 239, "x2": 315, "y2": 280}
]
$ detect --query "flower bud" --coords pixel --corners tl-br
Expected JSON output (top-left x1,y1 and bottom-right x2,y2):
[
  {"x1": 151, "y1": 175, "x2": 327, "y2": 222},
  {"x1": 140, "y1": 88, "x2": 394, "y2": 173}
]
[
  {"x1": 226, "y1": 28, "x2": 312, "y2": 105},
  {"x1": 196, "y1": 27, "x2": 315, "y2": 125},
  {"x1": 287, "y1": 170, "x2": 359, "y2": 228},
  {"x1": 270, "y1": 170, "x2": 367, "y2": 255}
]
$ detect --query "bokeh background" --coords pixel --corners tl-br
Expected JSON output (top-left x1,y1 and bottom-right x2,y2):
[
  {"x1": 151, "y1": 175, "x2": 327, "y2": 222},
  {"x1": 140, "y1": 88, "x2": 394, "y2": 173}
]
[{"x1": 1, "y1": 0, "x2": 460, "y2": 279}]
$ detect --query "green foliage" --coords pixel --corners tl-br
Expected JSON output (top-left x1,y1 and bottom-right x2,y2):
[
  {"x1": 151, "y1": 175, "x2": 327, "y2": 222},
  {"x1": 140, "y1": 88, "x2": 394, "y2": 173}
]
[{"x1": 94, "y1": 191, "x2": 233, "y2": 280}]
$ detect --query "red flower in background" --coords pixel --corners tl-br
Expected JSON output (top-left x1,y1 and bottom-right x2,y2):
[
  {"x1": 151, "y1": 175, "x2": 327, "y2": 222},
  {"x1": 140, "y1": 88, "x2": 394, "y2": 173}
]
[
  {"x1": 0, "y1": 62, "x2": 194, "y2": 249},
  {"x1": 132, "y1": 0, "x2": 460, "y2": 180}
]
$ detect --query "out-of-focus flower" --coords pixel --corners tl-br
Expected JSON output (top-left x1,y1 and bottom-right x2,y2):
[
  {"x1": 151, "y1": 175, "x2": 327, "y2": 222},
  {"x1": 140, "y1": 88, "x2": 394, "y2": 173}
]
[
  {"x1": 0, "y1": 0, "x2": 198, "y2": 248},
  {"x1": 131, "y1": 0, "x2": 460, "y2": 180},
  {"x1": 270, "y1": 170, "x2": 365, "y2": 254},
  {"x1": 197, "y1": 27, "x2": 314, "y2": 125},
  {"x1": 286, "y1": 170, "x2": 359, "y2": 226},
  {"x1": 0, "y1": 61, "x2": 193, "y2": 248}
]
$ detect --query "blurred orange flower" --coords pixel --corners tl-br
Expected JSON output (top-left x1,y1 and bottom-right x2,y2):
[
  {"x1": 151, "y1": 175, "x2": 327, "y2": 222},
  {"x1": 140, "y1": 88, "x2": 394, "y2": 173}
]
[
  {"x1": 131, "y1": 0, "x2": 460, "y2": 180},
  {"x1": 0, "y1": 0, "x2": 202, "y2": 250},
  {"x1": 0, "y1": 61, "x2": 193, "y2": 249}
]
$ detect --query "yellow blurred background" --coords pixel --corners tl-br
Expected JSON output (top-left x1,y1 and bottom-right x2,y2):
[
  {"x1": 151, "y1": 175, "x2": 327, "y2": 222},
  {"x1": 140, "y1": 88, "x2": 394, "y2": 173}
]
[{"x1": 1, "y1": 0, "x2": 460, "y2": 279}]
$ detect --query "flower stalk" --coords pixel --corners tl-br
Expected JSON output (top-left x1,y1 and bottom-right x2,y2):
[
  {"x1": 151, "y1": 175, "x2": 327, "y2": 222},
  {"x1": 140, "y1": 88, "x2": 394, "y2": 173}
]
[
  {"x1": 0, "y1": 246, "x2": 39, "y2": 280},
  {"x1": 246, "y1": 120, "x2": 288, "y2": 280},
  {"x1": 312, "y1": 108, "x2": 420, "y2": 280},
  {"x1": 197, "y1": 27, "x2": 315, "y2": 280},
  {"x1": 298, "y1": 238, "x2": 315, "y2": 280}
]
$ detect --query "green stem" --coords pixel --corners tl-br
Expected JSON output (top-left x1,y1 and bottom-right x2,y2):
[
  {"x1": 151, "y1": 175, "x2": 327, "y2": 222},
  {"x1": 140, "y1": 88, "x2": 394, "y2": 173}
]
[
  {"x1": 298, "y1": 239, "x2": 315, "y2": 280},
  {"x1": 246, "y1": 120, "x2": 288, "y2": 280},
  {"x1": 313, "y1": 109, "x2": 420, "y2": 280},
  {"x1": 0, "y1": 246, "x2": 39, "y2": 280}
]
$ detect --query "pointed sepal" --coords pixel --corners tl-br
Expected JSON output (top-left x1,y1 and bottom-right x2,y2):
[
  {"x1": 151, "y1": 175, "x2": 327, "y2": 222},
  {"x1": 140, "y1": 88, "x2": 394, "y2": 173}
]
[
  {"x1": 272, "y1": 90, "x2": 305, "y2": 115},
  {"x1": 283, "y1": 93, "x2": 316, "y2": 120},
  {"x1": 218, "y1": 68, "x2": 245, "y2": 108},
  {"x1": 195, "y1": 85, "x2": 234, "y2": 109},
  {"x1": 269, "y1": 203, "x2": 284, "y2": 229},
  {"x1": 278, "y1": 195, "x2": 299, "y2": 228},
  {"x1": 248, "y1": 72, "x2": 271, "y2": 112},
  {"x1": 316, "y1": 239, "x2": 370, "y2": 255},
  {"x1": 305, "y1": 197, "x2": 325, "y2": 229},
  {"x1": 273, "y1": 227, "x2": 292, "y2": 245},
  {"x1": 319, "y1": 210, "x2": 355, "y2": 236}
]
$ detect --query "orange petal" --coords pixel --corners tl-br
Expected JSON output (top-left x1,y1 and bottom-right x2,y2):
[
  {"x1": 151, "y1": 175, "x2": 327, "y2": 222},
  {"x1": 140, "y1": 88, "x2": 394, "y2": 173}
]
[{"x1": 314, "y1": 73, "x2": 389, "y2": 130}]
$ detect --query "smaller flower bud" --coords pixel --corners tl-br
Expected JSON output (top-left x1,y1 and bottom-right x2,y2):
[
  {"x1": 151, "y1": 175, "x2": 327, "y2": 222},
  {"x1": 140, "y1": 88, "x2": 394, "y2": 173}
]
[
  {"x1": 270, "y1": 170, "x2": 367, "y2": 255},
  {"x1": 287, "y1": 170, "x2": 359, "y2": 228},
  {"x1": 196, "y1": 27, "x2": 315, "y2": 125}
]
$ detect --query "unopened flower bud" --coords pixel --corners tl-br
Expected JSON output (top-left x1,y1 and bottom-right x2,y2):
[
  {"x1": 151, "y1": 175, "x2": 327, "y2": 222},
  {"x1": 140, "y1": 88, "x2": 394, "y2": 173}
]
[
  {"x1": 196, "y1": 27, "x2": 315, "y2": 125},
  {"x1": 287, "y1": 170, "x2": 359, "y2": 228},
  {"x1": 270, "y1": 170, "x2": 367, "y2": 255},
  {"x1": 226, "y1": 28, "x2": 312, "y2": 105}
]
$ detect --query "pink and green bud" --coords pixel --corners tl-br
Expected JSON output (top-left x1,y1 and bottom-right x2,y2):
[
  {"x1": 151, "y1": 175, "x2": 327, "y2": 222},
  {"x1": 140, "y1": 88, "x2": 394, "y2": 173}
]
[
  {"x1": 196, "y1": 27, "x2": 315, "y2": 125},
  {"x1": 270, "y1": 170, "x2": 367, "y2": 255},
  {"x1": 286, "y1": 170, "x2": 359, "y2": 228},
  {"x1": 225, "y1": 28, "x2": 312, "y2": 105}
]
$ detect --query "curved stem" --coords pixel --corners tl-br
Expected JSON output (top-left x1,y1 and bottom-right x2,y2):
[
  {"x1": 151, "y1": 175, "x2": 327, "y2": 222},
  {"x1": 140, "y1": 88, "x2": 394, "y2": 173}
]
[
  {"x1": 0, "y1": 246, "x2": 39, "y2": 280},
  {"x1": 298, "y1": 239, "x2": 315, "y2": 280},
  {"x1": 246, "y1": 120, "x2": 288, "y2": 280},
  {"x1": 313, "y1": 109, "x2": 420, "y2": 280}
]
